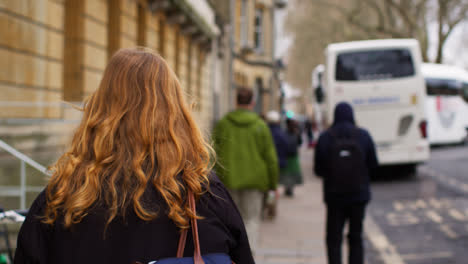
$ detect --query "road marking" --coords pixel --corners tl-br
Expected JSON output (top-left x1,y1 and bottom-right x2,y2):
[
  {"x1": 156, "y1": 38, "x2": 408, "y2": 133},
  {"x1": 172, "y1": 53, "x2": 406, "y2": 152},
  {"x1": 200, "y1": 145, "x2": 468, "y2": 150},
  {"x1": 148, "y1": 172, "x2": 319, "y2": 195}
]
[
  {"x1": 420, "y1": 166, "x2": 468, "y2": 196},
  {"x1": 400, "y1": 251, "x2": 453, "y2": 260},
  {"x1": 429, "y1": 198, "x2": 442, "y2": 209},
  {"x1": 365, "y1": 215, "x2": 405, "y2": 264},
  {"x1": 448, "y1": 209, "x2": 465, "y2": 221},
  {"x1": 393, "y1": 201, "x2": 404, "y2": 211},
  {"x1": 440, "y1": 224, "x2": 458, "y2": 239},
  {"x1": 447, "y1": 178, "x2": 458, "y2": 186},
  {"x1": 426, "y1": 210, "x2": 443, "y2": 223},
  {"x1": 386, "y1": 212, "x2": 419, "y2": 226},
  {"x1": 411, "y1": 199, "x2": 427, "y2": 210}
]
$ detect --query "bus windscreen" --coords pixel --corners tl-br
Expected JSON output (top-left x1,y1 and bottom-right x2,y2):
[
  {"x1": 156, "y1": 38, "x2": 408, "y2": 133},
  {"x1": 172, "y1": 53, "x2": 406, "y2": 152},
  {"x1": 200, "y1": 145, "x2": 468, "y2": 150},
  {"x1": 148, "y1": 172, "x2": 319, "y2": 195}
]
[{"x1": 336, "y1": 49, "x2": 415, "y2": 81}]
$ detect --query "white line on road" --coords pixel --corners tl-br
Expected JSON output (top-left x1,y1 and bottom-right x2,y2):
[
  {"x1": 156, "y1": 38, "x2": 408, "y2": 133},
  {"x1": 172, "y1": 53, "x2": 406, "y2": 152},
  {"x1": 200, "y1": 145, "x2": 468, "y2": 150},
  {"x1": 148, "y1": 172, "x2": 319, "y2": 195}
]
[
  {"x1": 440, "y1": 224, "x2": 458, "y2": 239},
  {"x1": 419, "y1": 166, "x2": 468, "y2": 196},
  {"x1": 429, "y1": 198, "x2": 442, "y2": 209},
  {"x1": 400, "y1": 251, "x2": 453, "y2": 261},
  {"x1": 386, "y1": 212, "x2": 419, "y2": 226},
  {"x1": 415, "y1": 199, "x2": 427, "y2": 209},
  {"x1": 393, "y1": 201, "x2": 404, "y2": 211},
  {"x1": 426, "y1": 210, "x2": 443, "y2": 223},
  {"x1": 365, "y1": 215, "x2": 405, "y2": 264},
  {"x1": 407, "y1": 199, "x2": 427, "y2": 210},
  {"x1": 448, "y1": 209, "x2": 466, "y2": 221}
]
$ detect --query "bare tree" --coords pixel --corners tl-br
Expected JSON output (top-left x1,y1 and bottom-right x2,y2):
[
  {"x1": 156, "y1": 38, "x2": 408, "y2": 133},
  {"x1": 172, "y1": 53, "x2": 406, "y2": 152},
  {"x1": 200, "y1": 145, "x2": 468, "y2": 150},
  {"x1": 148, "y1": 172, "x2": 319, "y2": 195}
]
[
  {"x1": 284, "y1": 0, "x2": 468, "y2": 92},
  {"x1": 435, "y1": 0, "x2": 468, "y2": 62}
]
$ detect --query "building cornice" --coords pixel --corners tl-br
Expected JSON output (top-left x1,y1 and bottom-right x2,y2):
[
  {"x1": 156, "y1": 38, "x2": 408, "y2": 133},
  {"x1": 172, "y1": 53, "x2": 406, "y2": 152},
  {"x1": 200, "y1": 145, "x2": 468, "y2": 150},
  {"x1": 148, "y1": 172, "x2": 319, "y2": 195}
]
[{"x1": 233, "y1": 53, "x2": 275, "y2": 69}]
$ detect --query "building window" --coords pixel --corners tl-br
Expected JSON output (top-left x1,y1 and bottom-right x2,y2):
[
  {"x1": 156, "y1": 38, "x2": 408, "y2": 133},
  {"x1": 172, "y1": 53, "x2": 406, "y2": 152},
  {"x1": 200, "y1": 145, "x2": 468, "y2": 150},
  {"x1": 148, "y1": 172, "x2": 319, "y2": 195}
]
[
  {"x1": 158, "y1": 17, "x2": 166, "y2": 57},
  {"x1": 175, "y1": 27, "x2": 180, "y2": 75},
  {"x1": 64, "y1": 0, "x2": 86, "y2": 101},
  {"x1": 254, "y1": 8, "x2": 263, "y2": 52},
  {"x1": 240, "y1": 0, "x2": 248, "y2": 46},
  {"x1": 137, "y1": 3, "x2": 146, "y2": 46},
  {"x1": 187, "y1": 42, "x2": 192, "y2": 95},
  {"x1": 108, "y1": 0, "x2": 121, "y2": 59},
  {"x1": 197, "y1": 50, "x2": 204, "y2": 110}
]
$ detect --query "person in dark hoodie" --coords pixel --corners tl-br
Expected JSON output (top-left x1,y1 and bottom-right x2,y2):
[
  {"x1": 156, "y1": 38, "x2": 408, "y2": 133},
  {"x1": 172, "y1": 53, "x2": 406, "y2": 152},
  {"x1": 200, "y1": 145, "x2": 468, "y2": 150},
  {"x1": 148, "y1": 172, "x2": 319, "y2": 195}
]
[
  {"x1": 264, "y1": 110, "x2": 289, "y2": 218},
  {"x1": 266, "y1": 110, "x2": 289, "y2": 170},
  {"x1": 314, "y1": 102, "x2": 378, "y2": 264},
  {"x1": 282, "y1": 118, "x2": 303, "y2": 197},
  {"x1": 213, "y1": 88, "x2": 279, "y2": 252}
]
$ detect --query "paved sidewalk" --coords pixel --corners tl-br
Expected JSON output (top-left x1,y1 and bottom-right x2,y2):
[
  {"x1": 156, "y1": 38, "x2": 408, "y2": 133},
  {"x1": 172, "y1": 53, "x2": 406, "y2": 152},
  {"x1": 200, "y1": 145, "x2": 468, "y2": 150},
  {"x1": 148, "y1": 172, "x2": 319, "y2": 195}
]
[{"x1": 256, "y1": 147, "x2": 327, "y2": 264}]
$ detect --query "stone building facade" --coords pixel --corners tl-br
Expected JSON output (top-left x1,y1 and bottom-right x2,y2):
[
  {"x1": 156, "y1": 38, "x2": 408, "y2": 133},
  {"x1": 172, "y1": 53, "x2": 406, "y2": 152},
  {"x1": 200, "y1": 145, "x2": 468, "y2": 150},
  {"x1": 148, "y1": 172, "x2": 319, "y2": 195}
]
[
  {"x1": 232, "y1": 0, "x2": 282, "y2": 115},
  {"x1": 211, "y1": 0, "x2": 284, "y2": 117},
  {"x1": 0, "y1": 0, "x2": 218, "y2": 208},
  {"x1": 0, "y1": 0, "x2": 286, "y2": 210}
]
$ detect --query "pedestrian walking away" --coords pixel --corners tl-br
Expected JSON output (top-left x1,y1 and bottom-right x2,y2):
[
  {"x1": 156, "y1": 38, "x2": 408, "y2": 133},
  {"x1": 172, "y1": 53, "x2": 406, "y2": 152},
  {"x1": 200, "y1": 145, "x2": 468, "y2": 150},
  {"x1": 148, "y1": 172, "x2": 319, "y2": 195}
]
[
  {"x1": 266, "y1": 111, "x2": 289, "y2": 170},
  {"x1": 265, "y1": 111, "x2": 290, "y2": 218},
  {"x1": 14, "y1": 48, "x2": 254, "y2": 264},
  {"x1": 281, "y1": 118, "x2": 304, "y2": 197},
  {"x1": 314, "y1": 102, "x2": 378, "y2": 264},
  {"x1": 213, "y1": 88, "x2": 279, "y2": 252},
  {"x1": 304, "y1": 118, "x2": 315, "y2": 148}
]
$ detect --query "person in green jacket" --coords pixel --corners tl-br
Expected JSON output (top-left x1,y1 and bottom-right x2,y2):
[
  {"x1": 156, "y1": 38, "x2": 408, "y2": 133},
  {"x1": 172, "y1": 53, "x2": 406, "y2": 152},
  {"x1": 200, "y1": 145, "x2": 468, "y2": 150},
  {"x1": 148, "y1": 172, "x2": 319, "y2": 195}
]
[{"x1": 213, "y1": 87, "x2": 279, "y2": 252}]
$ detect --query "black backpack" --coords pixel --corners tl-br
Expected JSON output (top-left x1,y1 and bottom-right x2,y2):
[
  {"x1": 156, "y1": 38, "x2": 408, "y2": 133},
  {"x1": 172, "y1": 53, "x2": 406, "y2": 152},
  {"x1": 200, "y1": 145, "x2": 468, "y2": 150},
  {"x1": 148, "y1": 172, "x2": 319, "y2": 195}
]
[{"x1": 328, "y1": 128, "x2": 367, "y2": 193}]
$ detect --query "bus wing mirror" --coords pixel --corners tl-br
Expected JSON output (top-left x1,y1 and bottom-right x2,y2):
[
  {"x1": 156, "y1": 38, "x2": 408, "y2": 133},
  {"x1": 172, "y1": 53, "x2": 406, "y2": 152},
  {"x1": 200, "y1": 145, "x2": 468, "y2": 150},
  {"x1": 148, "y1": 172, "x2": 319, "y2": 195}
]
[
  {"x1": 461, "y1": 86, "x2": 468, "y2": 103},
  {"x1": 315, "y1": 85, "x2": 325, "y2": 103}
]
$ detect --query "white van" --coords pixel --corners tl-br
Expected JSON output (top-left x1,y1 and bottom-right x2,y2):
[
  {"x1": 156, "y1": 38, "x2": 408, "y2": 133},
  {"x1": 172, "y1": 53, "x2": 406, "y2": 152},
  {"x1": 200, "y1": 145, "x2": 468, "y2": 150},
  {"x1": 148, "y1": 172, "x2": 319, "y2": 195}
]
[
  {"x1": 422, "y1": 63, "x2": 468, "y2": 145},
  {"x1": 324, "y1": 39, "x2": 430, "y2": 168}
]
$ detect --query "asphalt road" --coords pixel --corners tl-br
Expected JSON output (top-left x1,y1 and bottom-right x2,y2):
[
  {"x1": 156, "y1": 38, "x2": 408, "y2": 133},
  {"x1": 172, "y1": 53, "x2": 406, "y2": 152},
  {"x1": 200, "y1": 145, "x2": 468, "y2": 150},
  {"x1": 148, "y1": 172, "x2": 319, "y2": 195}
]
[{"x1": 366, "y1": 144, "x2": 468, "y2": 264}]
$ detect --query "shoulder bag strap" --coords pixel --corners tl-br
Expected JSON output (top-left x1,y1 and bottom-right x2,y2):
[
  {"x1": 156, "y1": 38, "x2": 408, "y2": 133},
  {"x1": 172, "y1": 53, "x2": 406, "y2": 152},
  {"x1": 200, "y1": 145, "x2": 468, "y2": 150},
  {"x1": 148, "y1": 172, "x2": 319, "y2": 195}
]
[
  {"x1": 176, "y1": 229, "x2": 188, "y2": 258},
  {"x1": 176, "y1": 190, "x2": 205, "y2": 264}
]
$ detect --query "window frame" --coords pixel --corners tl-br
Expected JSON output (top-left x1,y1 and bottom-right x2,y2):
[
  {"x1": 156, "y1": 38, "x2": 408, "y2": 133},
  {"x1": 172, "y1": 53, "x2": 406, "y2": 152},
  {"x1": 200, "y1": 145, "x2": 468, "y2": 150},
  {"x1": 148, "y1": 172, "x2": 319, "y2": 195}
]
[{"x1": 254, "y1": 8, "x2": 264, "y2": 52}]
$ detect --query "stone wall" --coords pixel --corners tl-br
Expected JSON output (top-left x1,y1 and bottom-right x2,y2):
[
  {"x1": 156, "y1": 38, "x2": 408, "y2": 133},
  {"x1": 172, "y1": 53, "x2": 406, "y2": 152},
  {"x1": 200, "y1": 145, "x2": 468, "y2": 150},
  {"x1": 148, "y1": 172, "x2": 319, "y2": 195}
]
[
  {"x1": 0, "y1": 0, "x2": 65, "y2": 119},
  {"x1": 0, "y1": 0, "x2": 218, "y2": 210}
]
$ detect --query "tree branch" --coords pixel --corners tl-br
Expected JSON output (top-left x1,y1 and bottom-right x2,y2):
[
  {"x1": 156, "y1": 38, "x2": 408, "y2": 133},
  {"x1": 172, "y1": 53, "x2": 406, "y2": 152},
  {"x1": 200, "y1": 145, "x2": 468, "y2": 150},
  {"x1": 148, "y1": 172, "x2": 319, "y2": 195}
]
[
  {"x1": 362, "y1": 0, "x2": 387, "y2": 32},
  {"x1": 383, "y1": 0, "x2": 418, "y2": 30}
]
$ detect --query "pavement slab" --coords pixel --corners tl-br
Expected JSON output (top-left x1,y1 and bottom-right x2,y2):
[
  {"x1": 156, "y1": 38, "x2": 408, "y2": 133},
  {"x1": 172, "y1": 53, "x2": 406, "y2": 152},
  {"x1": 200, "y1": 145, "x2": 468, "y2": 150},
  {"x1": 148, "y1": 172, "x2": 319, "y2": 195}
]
[{"x1": 256, "y1": 147, "x2": 327, "y2": 264}]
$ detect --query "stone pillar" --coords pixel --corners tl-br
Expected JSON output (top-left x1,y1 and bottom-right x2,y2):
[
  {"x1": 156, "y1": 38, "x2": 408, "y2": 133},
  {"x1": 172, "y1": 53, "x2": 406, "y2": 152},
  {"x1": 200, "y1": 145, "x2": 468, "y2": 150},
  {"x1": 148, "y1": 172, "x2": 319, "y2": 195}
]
[{"x1": 63, "y1": 0, "x2": 85, "y2": 102}]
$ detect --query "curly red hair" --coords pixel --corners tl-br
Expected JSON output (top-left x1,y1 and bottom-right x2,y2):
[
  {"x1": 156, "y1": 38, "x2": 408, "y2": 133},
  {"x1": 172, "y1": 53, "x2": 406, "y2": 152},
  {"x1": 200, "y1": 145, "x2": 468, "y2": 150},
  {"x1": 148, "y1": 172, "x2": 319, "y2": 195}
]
[{"x1": 43, "y1": 48, "x2": 214, "y2": 229}]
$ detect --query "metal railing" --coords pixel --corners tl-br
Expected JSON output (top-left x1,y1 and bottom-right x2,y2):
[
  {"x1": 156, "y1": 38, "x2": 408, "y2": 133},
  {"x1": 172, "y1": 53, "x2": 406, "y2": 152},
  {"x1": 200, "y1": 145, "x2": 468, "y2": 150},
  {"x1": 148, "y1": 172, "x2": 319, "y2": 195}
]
[{"x1": 0, "y1": 139, "x2": 50, "y2": 210}]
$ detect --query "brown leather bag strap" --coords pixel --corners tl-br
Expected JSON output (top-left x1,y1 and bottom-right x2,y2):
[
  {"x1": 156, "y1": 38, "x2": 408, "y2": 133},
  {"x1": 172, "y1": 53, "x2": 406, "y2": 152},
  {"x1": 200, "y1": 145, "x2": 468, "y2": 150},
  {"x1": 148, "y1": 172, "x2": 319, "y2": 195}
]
[
  {"x1": 175, "y1": 190, "x2": 205, "y2": 264},
  {"x1": 188, "y1": 190, "x2": 204, "y2": 264},
  {"x1": 176, "y1": 228, "x2": 188, "y2": 258}
]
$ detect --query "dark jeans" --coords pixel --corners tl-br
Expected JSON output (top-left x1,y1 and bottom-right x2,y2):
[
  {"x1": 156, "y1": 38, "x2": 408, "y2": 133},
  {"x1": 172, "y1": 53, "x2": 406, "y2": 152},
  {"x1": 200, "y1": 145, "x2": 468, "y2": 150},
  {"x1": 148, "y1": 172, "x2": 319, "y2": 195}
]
[{"x1": 326, "y1": 203, "x2": 367, "y2": 264}]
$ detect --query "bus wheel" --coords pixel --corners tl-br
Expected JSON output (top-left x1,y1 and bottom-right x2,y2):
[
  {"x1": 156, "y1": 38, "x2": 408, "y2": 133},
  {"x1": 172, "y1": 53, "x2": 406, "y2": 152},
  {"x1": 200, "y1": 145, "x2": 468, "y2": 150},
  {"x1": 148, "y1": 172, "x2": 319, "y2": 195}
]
[{"x1": 403, "y1": 164, "x2": 417, "y2": 177}]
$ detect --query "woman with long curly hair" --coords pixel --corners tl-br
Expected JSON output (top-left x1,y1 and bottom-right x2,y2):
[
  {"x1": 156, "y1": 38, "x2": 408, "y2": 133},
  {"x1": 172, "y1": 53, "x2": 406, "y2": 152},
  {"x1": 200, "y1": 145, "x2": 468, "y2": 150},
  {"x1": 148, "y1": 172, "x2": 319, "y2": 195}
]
[{"x1": 14, "y1": 48, "x2": 254, "y2": 264}]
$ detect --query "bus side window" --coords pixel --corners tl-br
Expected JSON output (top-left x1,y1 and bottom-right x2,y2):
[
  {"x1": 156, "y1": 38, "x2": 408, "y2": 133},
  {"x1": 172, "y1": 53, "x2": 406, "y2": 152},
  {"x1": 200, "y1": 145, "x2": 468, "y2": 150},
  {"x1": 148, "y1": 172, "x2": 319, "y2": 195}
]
[
  {"x1": 425, "y1": 78, "x2": 460, "y2": 96},
  {"x1": 462, "y1": 82, "x2": 468, "y2": 103}
]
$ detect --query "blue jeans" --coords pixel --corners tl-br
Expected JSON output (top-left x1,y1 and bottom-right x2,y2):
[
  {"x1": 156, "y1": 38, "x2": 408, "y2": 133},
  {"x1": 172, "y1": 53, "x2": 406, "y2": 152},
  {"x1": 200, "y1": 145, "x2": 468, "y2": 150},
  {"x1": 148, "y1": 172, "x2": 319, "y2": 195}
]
[{"x1": 326, "y1": 203, "x2": 367, "y2": 264}]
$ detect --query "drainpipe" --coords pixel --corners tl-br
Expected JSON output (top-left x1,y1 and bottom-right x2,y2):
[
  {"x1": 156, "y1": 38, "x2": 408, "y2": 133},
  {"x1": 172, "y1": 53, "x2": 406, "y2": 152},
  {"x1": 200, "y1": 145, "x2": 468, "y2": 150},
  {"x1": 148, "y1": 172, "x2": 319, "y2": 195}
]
[
  {"x1": 271, "y1": 5, "x2": 276, "y2": 111},
  {"x1": 211, "y1": 36, "x2": 218, "y2": 128},
  {"x1": 228, "y1": 0, "x2": 235, "y2": 110}
]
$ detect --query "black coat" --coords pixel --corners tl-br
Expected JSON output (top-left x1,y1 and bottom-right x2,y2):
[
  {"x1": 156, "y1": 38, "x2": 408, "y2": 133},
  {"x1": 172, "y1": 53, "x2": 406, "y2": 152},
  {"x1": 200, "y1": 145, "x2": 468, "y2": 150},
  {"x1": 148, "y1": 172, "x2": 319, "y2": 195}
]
[
  {"x1": 14, "y1": 175, "x2": 254, "y2": 264},
  {"x1": 268, "y1": 123, "x2": 290, "y2": 168},
  {"x1": 314, "y1": 103, "x2": 378, "y2": 204}
]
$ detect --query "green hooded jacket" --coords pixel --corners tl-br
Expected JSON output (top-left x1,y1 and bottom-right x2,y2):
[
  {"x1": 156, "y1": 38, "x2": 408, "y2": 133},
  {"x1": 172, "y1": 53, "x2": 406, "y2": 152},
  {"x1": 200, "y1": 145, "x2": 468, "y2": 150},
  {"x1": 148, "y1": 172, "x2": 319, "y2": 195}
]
[{"x1": 213, "y1": 109, "x2": 279, "y2": 191}]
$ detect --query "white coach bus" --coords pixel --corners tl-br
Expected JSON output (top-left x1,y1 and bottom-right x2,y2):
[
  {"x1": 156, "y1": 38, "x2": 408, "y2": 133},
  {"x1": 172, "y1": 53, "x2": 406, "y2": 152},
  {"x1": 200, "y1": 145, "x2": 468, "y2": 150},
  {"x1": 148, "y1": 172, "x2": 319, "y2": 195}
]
[
  {"x1": 422, "y1": 63, "x2": 468, "y2": 145},
  {"x1": 323, "y1": 39, "x2": 430, "y2": 169}
]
